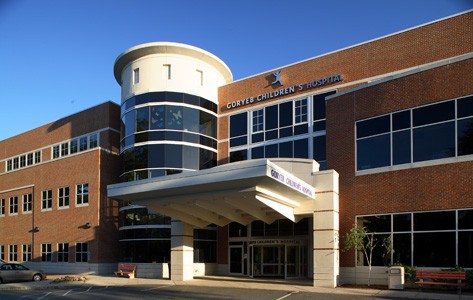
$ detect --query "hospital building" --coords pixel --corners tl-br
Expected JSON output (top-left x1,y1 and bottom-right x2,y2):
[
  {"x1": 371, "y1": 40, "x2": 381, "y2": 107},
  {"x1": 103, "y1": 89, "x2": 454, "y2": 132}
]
[{"x1": 1, "y1": 10, "x2": 472, "y2": 287}]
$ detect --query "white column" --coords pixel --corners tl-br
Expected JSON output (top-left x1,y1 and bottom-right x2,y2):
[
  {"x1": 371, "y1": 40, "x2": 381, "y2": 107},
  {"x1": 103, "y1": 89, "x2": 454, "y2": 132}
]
[
  {"x1": 312, "y1": 170, "x2": 339, "y2": 288},
  {"x1": 170, "y1": 219, "x2": 194, "y2": 281}
]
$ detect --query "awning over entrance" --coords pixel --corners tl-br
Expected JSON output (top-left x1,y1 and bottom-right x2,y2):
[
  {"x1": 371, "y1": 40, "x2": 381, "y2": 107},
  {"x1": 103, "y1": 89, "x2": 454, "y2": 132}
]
[{"x1": 108, "y1": 159, "x2": 319, "y2": 227}]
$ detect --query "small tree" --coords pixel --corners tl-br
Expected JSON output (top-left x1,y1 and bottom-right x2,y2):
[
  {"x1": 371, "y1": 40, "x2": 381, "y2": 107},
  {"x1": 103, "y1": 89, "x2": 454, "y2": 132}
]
[{"x1": 343, "y1": 224, "x2": 393, "y2": 286}]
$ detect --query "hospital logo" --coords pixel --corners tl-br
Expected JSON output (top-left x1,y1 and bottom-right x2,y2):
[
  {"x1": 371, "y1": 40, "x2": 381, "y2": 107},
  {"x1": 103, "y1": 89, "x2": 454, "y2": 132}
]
[{"x1": 271, "y1": 70, "x2": 283, "y2": 86}]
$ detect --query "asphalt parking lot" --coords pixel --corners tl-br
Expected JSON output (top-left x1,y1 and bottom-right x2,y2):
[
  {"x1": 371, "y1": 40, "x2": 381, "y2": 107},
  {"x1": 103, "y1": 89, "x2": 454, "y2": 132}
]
[{"x1": 0, "y1": 275, "x2": 471, "y2": 300}]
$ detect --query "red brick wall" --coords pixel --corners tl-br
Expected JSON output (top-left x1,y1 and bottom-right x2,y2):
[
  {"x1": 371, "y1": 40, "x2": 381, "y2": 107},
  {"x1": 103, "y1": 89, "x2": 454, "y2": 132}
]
[
  {"x1": 327, "y1": 59, "x2": 473, "y2": 267},
  {"x1": 0, "y1": 102, "x2": 121, "y2": 263},
  {"x1": 217, "y1": 11, "x2": 473, "y2": 163}
]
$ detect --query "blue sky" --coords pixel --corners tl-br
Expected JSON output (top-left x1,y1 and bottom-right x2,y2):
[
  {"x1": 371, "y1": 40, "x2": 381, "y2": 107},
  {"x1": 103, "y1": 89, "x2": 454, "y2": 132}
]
[{"x1": 0, "y1": 0, "x2": 472, "y2": 141}]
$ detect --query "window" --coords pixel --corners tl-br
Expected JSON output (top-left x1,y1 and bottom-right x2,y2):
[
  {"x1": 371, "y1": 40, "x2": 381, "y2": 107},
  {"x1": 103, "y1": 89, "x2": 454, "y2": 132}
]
[
  {"x1": 57, "y1": 243, "x2": 69, "y2": 262},
  {"x1": 9, "y1": 196, "x2": 18, "y2": 215},
  {"x1": 76, "y1": 183, "x2": 89, "y2": 206},
  {"x1": 356, "y1": 96, "x2": 473, "y2": 172},
  {"x1": 197, "y1": 69, "x2": 203, "y2": 86},
  {"x1": 229, "y1": 112, "x2": 248, "y2": 147},
  {"x1": 52, "y1": 145, "x2": 60, "y2": 159},
  {"x1": 22, "y1": 194, "x2": 32, "y2": 213},
  {"x1": 27, "y1": 153, "x2": 33, "y2": 165},
  {"x1": 356, "y1": 209, "x2": 473, "y2": 267},
  {"x1": 34, "y1": 151, "x2": 41, "y2": 163},
  {"x1": 133, "y1": 68, "x2": 139, "y2": 84},
  {"x1": 22, "y1": 244, "x2": 31, "y2": 262},
  {"x1": 9, "y1": 245, "x2": 17, "y2": 262},
  {"x1": 41, "y1": 243, "x2": 52, "y2": 261},
  {"x1": 76, "y1": 242, "x2": 88, "y2": 262},
  {"x1": 89, "y1": 133, "x2": 98, "y2": 148},
  {"x1": 79, "y1": 137, "x2": 88, "y2": 151},
  {"x1": 252, "y1": 109, "x2": 264, "y2": 133},
  {"x1": 61, "y1": 142, "x2": 69, "y2": 157},
  {"x1": 58, "y1": 187, "x2": 69, "y2": 208},
  {"x1": 6, "y1": 160, "x2": 12, "y2": 171},
  {"x1": 163, "y1": 64, "x2": 171, "y2": 80},
  {"x1": 13, "y1": 157, "x2": 19, "y2": 169},
  {"x1": 0, "y1": 198, "x2": 5, "y2": 216},
  {"x1": 295, "y1": 98, "x2": 308, "y2": 124},
  {"x1": 70, "y1": 139, "x2": 78, "y2": 154},
  {"x1": 0, "y1": 245, "x2": 4, "y2": 261},
  {"x1": 42, "y1": 190, "x2": 52, "y2": 211},
  {"x1": 20, "y1": 155, "x2": 26, "y2": 168}
]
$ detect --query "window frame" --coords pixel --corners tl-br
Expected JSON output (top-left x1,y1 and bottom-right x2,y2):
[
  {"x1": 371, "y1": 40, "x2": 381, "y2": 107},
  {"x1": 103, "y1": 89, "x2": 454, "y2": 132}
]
[
  {"x1": 22, "y1": 244, "x2": 31, "y2": 262},
  {"x1": 41, "y1": 189, "x2": 52, "y2": 211},
  {"x1": 22, "y1": 193, "x2": 32, "y2": 214},
  {"x1": 76, "y1": 183, "x2": 89, "y2": 207},
  {"x1": 58, "y1": 186, "x2": 70, "y2": 209},
  {"x1": 41, "y1": 243, "x2": 52, "y2": 262},
  {"x1": 9, "y1": 196, "x2": 18, "y2": 215},
  {"x1": 75, "y1": 242, "x2": 88, "y2": 263}
]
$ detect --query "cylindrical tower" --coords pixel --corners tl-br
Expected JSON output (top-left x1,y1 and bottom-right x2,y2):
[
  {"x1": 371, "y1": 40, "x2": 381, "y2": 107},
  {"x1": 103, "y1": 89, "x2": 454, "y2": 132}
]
[
  {"x1": 114, "y1": 42, "x2": 232, "y2": 181},
  {"x1": 113, "y1": 42, "x2": 232, "y2": 263}
]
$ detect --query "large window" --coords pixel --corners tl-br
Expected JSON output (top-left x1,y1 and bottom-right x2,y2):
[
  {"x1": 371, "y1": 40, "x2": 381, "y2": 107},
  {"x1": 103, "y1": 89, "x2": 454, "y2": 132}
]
[
  {"x1": 228, "y1": 91, "x2": 335, "y2": 170},
  {"x1": 58, "y1": 243, "x2": 69, "y2": 262},
  {"x1": 76, "y1": 242, "x2": 88, "y2": 262},
  {"x1": 41, "y1": 243, "x2": 52, "y2": 262},
  {"x1": 9, "y1": 245, "x2": 17, "y2": 262},
  {"x1": 22, "y1": 244, "x2": 31, "y2": 262},
  {"x1": 22, "y1": 194, "x2": 32, "y2": 213},
  {"x1": 0, "y1": 199, "x2": 4, "y2": 216},
  {"x1": 356, "y1": 208, "x2": 473, "y2": 267},
  {"x1": 41, "y1": 190, "x2": 52, "y2": 211},
  {"x1": 58, "y1": 187, "x2": 70, "y2": 208},
  {"x1": 9, "y1": 196, "x2": 18, "y2": 215},
  {"x1": 76, "y1": 183, "x2": 89, "y2": 206},
  {"x1": 356, "y1": 95, "x2": 473, "y2": 171}
]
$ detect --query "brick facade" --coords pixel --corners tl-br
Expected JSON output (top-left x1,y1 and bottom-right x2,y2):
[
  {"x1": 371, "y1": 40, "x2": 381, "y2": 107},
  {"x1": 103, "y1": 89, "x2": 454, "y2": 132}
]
[{"x1": 0, "y1": 102, "x2": 121, "y2": 266}]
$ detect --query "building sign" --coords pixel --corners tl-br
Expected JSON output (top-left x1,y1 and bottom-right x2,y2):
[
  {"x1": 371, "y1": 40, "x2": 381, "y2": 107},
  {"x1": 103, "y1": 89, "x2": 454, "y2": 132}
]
[
  {"x1": 269, "y1": 166, "x2": 315, "y2": 199},
  {"x1": 225, "y1": 72, "x2": 343, "y2": 110}
]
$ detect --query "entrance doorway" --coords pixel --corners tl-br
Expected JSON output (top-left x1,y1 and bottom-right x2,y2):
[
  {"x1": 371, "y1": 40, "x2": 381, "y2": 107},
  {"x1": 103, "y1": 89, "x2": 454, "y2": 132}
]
[
  {"x1": 249, "y1": 244, "x2": 306, "y2": 278},
  {"x1": 229, "y1": 246, "x2": 243, "y2": 275}
]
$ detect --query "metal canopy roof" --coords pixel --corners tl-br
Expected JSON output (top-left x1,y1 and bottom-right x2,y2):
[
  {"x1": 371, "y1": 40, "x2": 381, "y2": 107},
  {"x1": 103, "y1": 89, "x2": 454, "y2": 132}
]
[{"x1": 107, "y1": 159, "x2": 318, "y2": 227}]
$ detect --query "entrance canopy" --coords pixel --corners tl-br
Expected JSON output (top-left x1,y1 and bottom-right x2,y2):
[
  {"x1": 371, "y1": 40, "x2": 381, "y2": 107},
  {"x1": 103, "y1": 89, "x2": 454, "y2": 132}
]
[{"x1": 108, "y1": 159, "x2": 319, "y2": 227}]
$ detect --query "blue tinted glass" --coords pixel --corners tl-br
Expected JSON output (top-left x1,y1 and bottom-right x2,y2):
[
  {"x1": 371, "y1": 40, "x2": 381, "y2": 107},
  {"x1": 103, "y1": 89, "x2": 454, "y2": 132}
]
[
  {"x1": 357, "y1": 115, "x2": 390, "y2": 138},
  {"x1": 392, "y1": 110, "x2": 410, "y2": 131},
  {"x1": 313, "y1": 135, "x2": 326, "y2": 161},
  {"x1": 135, "y1": 147, "x2": 147, "y2": 170},
  {"x1": 265, "y1": 129, "x2": 278, "y2": 141},
  {"x1": 294, "y1": 124, "x2": 308, "y2": 135},
  {"x1": 279, "y1": 141, "x2": 293, "y2": 158},
  {"x1": 413, "y1": 121, "x2": 455, "y2": 162},
  {"x1": 393, "y1": 130, "x2": 411, "y2": 165},
  {"x1": 279, "y1": 102, "x2": 293, "y2": 127},
  {"x1": 182, "y1": 146, "x2": 199, "y2": 170},
  {"x1": 148, "y1": 145, "x2": 164, "y2": 167},
  {"x1": 357, "y1": 134, "x2": 390, "y2": 170},
  {"x1": 265, "y1": 105, "x2": 278, "y2": 129},
  {"x1": 413, "y1": 101, "x2": 454, "y2": 127},
  {"x1": 150, "y1": 106, "x2": 165, "y2": 129},
  {"x1": 166, "y1": 106, "x2": 183, "y2": 130},
  {"x1": 313, "y1": 91, "x2": 335, "y2": 121},
  {"x1": 458, "y1": 96, "x2": 473, "y2": 118},
  {"x1": 313, "y1": 120, "x2": 325, "y2": 132},
  {"x1": 252, "y1": 133, "x2": 264, "y2": 143},
  {"x1": 136, "y1": 107, "x2": 149, "y2": 132},
  {"x1": 279, "y1": 127, "x2": 293, "y2": 138},
  {"x1": 124, "y1": 111, "x2": 135, "y2": 137},
  {"x1": 230, "y1": 150, "x2": 247, "y2": 162},
  {"x1": 165, "y1": 145, "x2": 183, "y2": 168},
  {"x1": 458, "y1": 117, "x2": 473, "y2": 156},
  {"x1": 265, "y1": 144, "x2": 278, "y2": 158},
  {"x1": 294, "y1": 139, "x2": 308, "y2": 158},
  {"x1": 230, "y1": 113, "x2": 247, "y2": 137},
  {"x1": 230, "y1": 136, "x2": 247, "y2": 147},
  {"x1": 165, "y1": 92, "x2": 183, "y2": 102},
  {"x1": 252, "y1": 146, "x2": 264, "y2": 159}
]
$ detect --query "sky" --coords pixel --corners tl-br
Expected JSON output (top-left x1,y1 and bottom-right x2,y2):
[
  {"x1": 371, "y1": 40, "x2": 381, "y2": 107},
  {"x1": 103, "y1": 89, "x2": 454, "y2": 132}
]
[{"x1": 0, "y1": 0, "x2": 472, "y2": 141}]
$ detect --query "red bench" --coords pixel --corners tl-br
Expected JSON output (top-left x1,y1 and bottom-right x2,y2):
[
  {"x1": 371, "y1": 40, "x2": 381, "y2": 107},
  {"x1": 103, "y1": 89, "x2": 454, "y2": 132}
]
[
  {"x1": 415, "y1": 270, "x2": 465, "y2": 294},
  {"x1": 114, "y1": 264, "x2": 136, "y2": 279}
]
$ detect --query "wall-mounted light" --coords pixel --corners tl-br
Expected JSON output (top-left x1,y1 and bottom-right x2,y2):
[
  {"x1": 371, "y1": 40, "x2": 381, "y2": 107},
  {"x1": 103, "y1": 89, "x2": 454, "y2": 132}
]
[
  {"x1": 34, "y1": 226, "x2": 39, "y2": 232},
  {"x1": 85, "y1": 222, "x2": 91, "y2": 228}
]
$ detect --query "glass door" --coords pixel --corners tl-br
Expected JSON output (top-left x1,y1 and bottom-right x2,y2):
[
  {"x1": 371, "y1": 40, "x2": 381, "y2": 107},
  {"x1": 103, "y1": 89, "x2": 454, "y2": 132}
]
[
  {"x1": 285, "y1": 245, "x2": 299, "y2": 278},
  {"x1": 229, "y1": 246, "x2": 243, "y2": 275}
]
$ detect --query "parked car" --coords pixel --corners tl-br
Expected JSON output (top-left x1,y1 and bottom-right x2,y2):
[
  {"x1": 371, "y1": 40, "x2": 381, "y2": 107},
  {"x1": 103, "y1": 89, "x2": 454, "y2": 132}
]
[
  {"x1": 0, "y1": 263, "x2": 46, "y2": 283},
  {"x1": 0, "y1": 259, "x2": 6, "y2": 264}
]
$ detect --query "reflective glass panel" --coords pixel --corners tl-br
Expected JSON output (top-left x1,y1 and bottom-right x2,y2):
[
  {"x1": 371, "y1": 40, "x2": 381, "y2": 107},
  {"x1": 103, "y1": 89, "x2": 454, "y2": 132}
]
[
  {"x1": 393, "y1": 129, "x2": 411, "y2": 165},
  {"x1": 230, "y1": 113, "x2": 247, "y2": 137},
  {"x1": 413, "y1": 121, "x2": 455, "y2": 162},
  {"x1": 458, "y1": 117, "x2": 473, "y2": 156},
  {"x1": 357, "y1": 134, "x2": 390, "y2": 170},
  {"x1": 413, "y1": 100, "x2": 455, "y2": 127},
  {"x1": 458, "y1": 95, "x2": 473, "y2": 118},
  {"x1": 357, "y1": 115, "x2": 390, "y2": 138}
]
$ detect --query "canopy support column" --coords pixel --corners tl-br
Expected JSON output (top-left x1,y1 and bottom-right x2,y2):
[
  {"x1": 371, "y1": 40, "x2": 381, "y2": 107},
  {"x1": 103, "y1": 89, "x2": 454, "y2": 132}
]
[{"x1": 170, "y1": 219, "x2": 194, "y2": 281}]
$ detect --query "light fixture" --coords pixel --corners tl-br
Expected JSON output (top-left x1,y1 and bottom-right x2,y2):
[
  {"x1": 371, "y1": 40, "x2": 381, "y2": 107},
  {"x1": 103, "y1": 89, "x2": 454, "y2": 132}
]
[
  {"x1": 85, "y1": 222, "x2": 91, "y2": 228},
  {"x1": 34, "y1": 226, "x2": 39, "y2": 231}
]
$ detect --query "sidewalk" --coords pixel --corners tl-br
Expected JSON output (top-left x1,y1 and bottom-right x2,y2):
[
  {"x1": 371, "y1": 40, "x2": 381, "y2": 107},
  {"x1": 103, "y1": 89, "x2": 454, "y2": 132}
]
[{"x1": 0, "y1": 274, "x2": 471, "y2": 300}]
